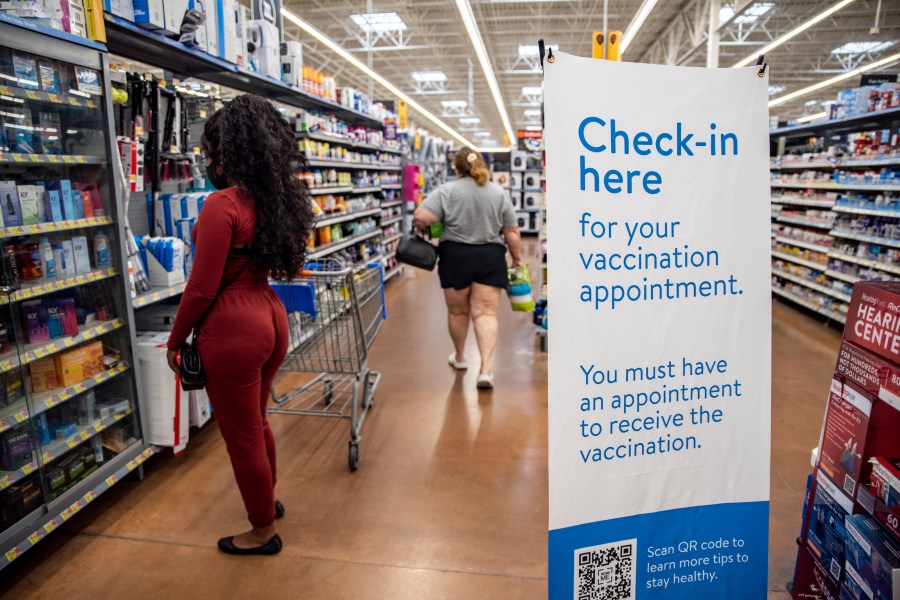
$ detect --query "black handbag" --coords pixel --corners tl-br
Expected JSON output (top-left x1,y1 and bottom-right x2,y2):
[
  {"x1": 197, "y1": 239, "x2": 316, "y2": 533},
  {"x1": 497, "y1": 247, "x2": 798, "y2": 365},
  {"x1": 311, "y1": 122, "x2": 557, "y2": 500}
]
[
  {"x1": 396, "y1": 235, "x2": 437, "y2": 271},
  {"x1": 178, "y1": 261, "x2": 250, "y2": 391}
]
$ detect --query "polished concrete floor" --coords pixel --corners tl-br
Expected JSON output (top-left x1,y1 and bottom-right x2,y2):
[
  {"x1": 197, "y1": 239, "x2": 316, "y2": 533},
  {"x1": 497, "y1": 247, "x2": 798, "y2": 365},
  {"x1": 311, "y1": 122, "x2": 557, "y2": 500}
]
[{"x1": 0, "y1": 263, "x2": 842, "y2": 599}]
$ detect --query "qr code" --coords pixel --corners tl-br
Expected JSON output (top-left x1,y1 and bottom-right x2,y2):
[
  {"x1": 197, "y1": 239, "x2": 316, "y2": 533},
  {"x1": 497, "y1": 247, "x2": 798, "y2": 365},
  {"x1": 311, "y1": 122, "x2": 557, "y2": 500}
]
[
  {"x1": 843, "y1": 474, "x2": 856, "y2": 496},
  {"x1": 575, "y1": 539, "x2": 637, "y2": 600},
  {"x1": 830, "y1": 557, "x2": 842, "y2": 580}
]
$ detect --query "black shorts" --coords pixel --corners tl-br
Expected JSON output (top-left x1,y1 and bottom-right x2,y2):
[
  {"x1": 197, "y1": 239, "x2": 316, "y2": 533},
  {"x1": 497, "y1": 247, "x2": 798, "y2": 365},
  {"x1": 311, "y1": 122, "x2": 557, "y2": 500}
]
[{"x1": 437, "y1": 241, "x2": 507, "y2": 290}]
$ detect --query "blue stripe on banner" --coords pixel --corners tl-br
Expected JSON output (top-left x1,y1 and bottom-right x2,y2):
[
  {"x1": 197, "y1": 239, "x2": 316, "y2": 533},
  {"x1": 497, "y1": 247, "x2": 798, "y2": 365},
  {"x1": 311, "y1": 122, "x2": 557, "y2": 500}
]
[{"x1": 549, "y1": 501, "x2": 769, "y2": 600}]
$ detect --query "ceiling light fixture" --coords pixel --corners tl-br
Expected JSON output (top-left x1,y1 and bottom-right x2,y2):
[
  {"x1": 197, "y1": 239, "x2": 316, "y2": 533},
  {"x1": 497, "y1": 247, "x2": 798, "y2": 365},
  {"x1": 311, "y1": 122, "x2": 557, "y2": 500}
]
[
  {"x1": 473, "y1": 131, "x2": 492, "y2": 138},
  {"x1": 525, "y1": 125, "x2": 543, "y2": 131},
  {"x1": 795, "y1": 112, "x2": 828, "y2": 124},
  {"x1": 411, "y1": 70, "x2": 448, "y2": 83},
  {"x1": 459, "y1": 117, "x2": 481, "y2": 125},
  {"x1": 454, "y1": 0, "x2": 515, "y2": 147},
  {"x1": 350, "y1": 12, "x2": 407, "y2": 33},
  {"x1": 522, "y1": 86, "x2": 543, "y2": 97},
  {"x1": 831, "y1": 41, "x2": 895, "y2": 55},
  {"x1": 524, "y1": 109, "x2": 542, "y2": 117},
  {"x1": 733, "y1": 0, "x2": 857, "y2": 68},
  {"x1": 441, "y1": 100, "x2": 468, "y2": 109},
  {"x1": 769, "y1": 52, "x2": 900, "y2": 107},
  {"x1": 621, "y1": 0, "x2": 660, "y2": 54},
  {"x1": 281, "y1": 8, "x2": 475, "y2": 149}
]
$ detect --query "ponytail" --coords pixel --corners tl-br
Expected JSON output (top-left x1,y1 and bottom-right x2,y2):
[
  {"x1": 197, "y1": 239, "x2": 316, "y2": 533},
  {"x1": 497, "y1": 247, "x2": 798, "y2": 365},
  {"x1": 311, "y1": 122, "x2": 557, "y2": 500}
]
[{"x1": 454, "y1": 148, "x2": 490, "y2": 186}]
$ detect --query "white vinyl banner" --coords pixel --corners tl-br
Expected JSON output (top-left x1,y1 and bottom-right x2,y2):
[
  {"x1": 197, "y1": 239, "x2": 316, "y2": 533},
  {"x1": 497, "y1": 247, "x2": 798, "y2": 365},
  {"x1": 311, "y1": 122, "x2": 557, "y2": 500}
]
[{"x1": 544, "y1": 52, "x2": 771, "y2": 599}]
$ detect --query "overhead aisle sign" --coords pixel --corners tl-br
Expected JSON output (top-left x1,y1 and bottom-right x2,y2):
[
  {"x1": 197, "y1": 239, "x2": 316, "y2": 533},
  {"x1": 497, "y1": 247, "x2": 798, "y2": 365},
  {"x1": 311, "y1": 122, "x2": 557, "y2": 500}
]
[{"x1": 544, "y1": 52, "x2": 771, "y2": 599}]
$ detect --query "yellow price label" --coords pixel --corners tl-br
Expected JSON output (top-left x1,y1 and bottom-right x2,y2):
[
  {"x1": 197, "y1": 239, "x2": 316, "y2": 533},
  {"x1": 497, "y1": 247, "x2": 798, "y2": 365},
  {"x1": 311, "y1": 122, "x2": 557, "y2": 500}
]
[
  {"x1": 80, "y1": 431, "x2": 90, "y2": 440},
  {"x1": 0, "y1": 421, "x2": 8, "y2": 431},
  {"x1": 67, "y1": 440, "x2": 78, "y2": 448},
  {"x1": 63, "y1": 156, "x2": 75, "y2": 164},
  {"x1": 46, "y1": 397, "x2": 59, "y2": 407},
  {"x1": 5, "y1": 547, "x2": 21, "y2": 562},
  {"x1": 48, "y1": 94, "x2": 59, "y2": 103},
  {"x1": 115, "y1": 412, "x2": 125, "y2": 421},
  {"x1": 48, "y1": 156, "x2": 60, "y2": 163},
  {"x1": 29, "y1": 155, "x2": 42, "y2": 163},
  {"x1": 94, "y1": 423, "x2": 103, "y2": 432},
  {"x1": 127, "y1": 460, "x2": 137, "y2": 471},
  {"x1": 106, "y1": 476, "x2": 117, "y2": 486},
  {"x1": 61, "y1": 509, "x2": 72, "y2": 520},
  {"x1": 75, "y1": 156, "x2": 86, "y2": 164},
  {"x1": 72, "y1": 503, "x2": 81, "y2": 513},
  {"x1": 43, "y1": 522, "x2": 56, "y2": 534},
  {"x1": 28, "y1": 533, "x2": 40, "y2": 545},
  {"x1": 21, "y1": 463, "x2": 33, "y2": 475},
  {"x1": 12, "y1": 154, "x2": 26, "y2": 163},
  {"x1": 84, "y1": 492, "x2": 94, "y2": 502},
  {"x1": 65, "y1": 339, "x2": 75, "y2": 347},
  {"x1": 14, "y1": 412, "x2": 26, "y2": 423},
  {"x1": 26, "y1": 91, "x2": 37, "y2": 100},
  {"x1": 74, "y1": 383, "x2": 85, "y2": 393}
]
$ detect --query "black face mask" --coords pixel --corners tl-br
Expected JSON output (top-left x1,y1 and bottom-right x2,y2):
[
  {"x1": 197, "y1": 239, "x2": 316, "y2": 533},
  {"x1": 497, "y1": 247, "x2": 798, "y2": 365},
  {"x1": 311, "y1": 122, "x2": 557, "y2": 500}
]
[{"x1": 208, "y1": 159, "x2": 230, "y2": 190}]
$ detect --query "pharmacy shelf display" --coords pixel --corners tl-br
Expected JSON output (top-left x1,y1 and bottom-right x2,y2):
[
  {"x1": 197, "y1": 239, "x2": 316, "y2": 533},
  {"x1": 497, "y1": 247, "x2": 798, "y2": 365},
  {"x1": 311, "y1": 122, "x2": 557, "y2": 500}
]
[
  {"x1": 298, "y1": 123, "x2": 404, "y2": 275},
  {"x1": 769, "y1": 106, "x2": 900, "y2": 325},
  {"x1": 0, "y1": 20, "x2": 152, "y2": 569}
]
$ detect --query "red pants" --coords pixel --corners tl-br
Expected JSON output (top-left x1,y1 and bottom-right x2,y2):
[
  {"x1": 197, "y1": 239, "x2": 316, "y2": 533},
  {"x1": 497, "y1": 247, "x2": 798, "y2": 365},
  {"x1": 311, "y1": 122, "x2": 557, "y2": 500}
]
[{"x1": 199, "y1": 281, "x2": 288, "y2": 529}]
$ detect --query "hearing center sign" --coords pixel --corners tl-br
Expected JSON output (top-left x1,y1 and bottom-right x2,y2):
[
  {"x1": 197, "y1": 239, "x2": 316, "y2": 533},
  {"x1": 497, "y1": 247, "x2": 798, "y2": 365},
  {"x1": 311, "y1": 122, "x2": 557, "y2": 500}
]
[{"x1": 543, "y1": 52, "x2": 772, "y2": 599}]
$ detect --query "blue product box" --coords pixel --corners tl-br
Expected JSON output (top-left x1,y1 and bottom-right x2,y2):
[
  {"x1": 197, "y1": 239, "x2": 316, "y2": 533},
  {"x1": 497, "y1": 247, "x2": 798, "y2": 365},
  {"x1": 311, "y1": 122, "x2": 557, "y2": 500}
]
[
  {"x1": 49, "y1": 180, "x2": 76, "y2": 220},
  {"x1": 104, "y1": 0, "x2": 135, "y2": 20},
  {"x1": 844, "y1": 514, "x2": 900, "y2": 600},
  {"x1": 132, "y1": 0, "x2": 165, "y2": 29},
  {"x1": 808, "y1": 469, "x2": 854, "y2": 582},
  {"x1": 43, "y1": 190, "x2": 63, "y2": 223}
]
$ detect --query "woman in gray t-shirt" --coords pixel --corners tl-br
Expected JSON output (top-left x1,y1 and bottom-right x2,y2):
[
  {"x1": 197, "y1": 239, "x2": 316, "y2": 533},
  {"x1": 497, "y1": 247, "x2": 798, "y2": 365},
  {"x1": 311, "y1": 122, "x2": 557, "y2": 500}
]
[{"x1": 413, "y1": 148, "x2": 523, "y2": 390}]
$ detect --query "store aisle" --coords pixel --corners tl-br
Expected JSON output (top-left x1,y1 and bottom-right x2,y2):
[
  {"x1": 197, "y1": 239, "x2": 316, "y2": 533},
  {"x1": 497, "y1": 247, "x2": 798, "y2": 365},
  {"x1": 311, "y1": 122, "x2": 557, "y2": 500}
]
[{"x1": 1, "y1": 270, "x2": 843, "y2": 599}]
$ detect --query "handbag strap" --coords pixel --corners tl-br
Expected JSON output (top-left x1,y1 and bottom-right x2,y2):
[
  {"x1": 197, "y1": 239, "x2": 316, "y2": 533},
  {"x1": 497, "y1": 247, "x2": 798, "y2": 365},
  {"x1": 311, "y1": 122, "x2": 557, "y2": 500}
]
[{"x1": 192, "y1": 256, "x2": 253, "y2": 335}]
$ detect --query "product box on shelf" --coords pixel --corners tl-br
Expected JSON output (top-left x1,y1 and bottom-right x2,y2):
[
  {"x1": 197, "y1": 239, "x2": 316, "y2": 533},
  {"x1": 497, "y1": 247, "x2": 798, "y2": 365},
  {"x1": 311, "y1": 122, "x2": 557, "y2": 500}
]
[
  {"x1": 47, "y1": 180, "x2": 76, "y2": 220},
  {"x1": 807, "y1": 469, "x2": 855, "y2": 582},
  {"x1": 819, "y1": 377, "x2": 873, "y2": 498},
  {"x1": 54, "y1": 346, "x2": 86, "y2": 387},
  {"x1": 163, "y1": 0, "x2": 192, "y2": 36},
  {"x1": 843, "y1": 282, "x2": 900, "y2": 369},
  {"x1": 132, "y1": 0, "x2": 165, "y2": 30},
  {"x1": 509, "y1": 172, "x2": 523, "y2": 190},
  {"x1": 0, "y1": 477, "x2": 42, "y2": 528},
  {"x1": 0, "y1": 427, "x2": 33, "y2": 471},
  {"x1": 0, "y1": 181, "x2": 22, "y2": 228},
  {"x1": 203, "y1": 0, "x2": 219, "y2": 56},
  {"x1": 104, "y1": 0, "x2": 135, "y2": 20},
  {"x1": 492, "y1": 171, "x2": 510, "y2": 188},
  {"x1": 245, "y1": 19, "x2": 280, "y2": 79},
  {"x1": 510, "y1": 151, "x2": 527, "y2": 172},
  {"x1": 794, "y1": 544, "x2": 843, "y2": 600},
  {"x1": 43, "y1": 189, "x2": 63, "y2": 223},
  {"x1": 867, "y1": 457, "x2": 900, "y2": 538},
  {"x1": 189, "y1": 388, "x2": 211, "y2": 428},
  {"x1": 844, "y1": 514, "x2": 900, "y2": 600},
  {"x1": 71, "y1": 236, "x2": 91, "y2": 274},
  {"x1": 28, "y1": 356, "x2": 58, "y2": 394},
  {"x1": 43, "y1": 465, "x2": 67, "y2": 500},
  {"x1": 17, "y1": 185, "x2": 42, "y2": 226},
  {"x1": 280, "y1": 41, "x2": 302, "y2": 88},
  {"x1": 135, "y1": 331, "x2": 189, "y2": 453},
  {"x1": 68, "y1": 0, "x2": 88, "y2": 37}
]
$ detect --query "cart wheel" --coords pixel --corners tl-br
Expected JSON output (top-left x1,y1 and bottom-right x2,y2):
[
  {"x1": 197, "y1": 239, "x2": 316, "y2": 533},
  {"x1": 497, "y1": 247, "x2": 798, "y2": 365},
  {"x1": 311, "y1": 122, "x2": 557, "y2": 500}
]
[{"x1": 348, "y1": 442, "x2": 360, "y2": 471}]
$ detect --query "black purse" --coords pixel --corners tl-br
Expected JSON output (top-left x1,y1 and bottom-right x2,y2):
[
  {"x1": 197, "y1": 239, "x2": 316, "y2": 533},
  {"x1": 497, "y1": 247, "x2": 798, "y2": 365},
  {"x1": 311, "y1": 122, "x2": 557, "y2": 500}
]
[
  {"x1": 396, "y1": 234, "x2": 437, "y2": 271},
  {"x1": 178, "y1": 262, "x2": 250, "y2": 391}
]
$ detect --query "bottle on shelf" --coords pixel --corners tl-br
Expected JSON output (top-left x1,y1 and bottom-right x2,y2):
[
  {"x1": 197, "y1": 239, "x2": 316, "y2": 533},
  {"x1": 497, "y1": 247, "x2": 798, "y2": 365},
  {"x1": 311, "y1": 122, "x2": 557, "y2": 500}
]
[
  {"x1": 39, "y1": 237, "x2": 56, "y2": 280},
  {"x1": 93, "y1": 231, "x2": 110, "y2": 268}
]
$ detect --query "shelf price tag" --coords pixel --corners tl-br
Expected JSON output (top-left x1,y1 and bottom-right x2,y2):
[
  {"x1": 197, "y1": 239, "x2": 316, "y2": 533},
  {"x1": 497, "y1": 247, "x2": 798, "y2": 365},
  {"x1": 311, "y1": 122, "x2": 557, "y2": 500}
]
[
  {"x1": 83, "y1": 491, "x2": 94, "y2": 503},
  {"x1": 60, "y1": 509, "x2": 72, "y2": 521},
  {"x1": 0, "y1": 476, "x2": 12, "y2": 490},
  {"x1": 80, "y1": 431, "x2": 90, "y2": 441},
  {"x1": 12, "y1": 154, "x2": 26, "y2": 163},
  {"x1": 28, "y1": 532, "x2": 41, "y2": 545},
  {"x1": 21, "y1": 463, "x2": 33, "y2": 475},
  {"x1": 67, "y1": 439, "x2": 78, "y2": 449},
  {"x1": 5, "y1": 547, "x2": 21, "y2": 562},
  {"x1": 127, "y1": 460, "x2": 137, "y2": 471},
  {"x1": 73, "y1": 383, "x2": 85, "y2": 393},
  {"x1": 94, "y1": 423, "x2": 103, "y2": 432},
  {"x1": 75, "y1": 156, "x2": 86, "y2": 164},
  {"x1": 14, "y1": 412, "x2": 26, "y2": 423},
  {"x1": 43, "y1": 522, "x2": 56, "y2": 534},
  {"x1": 106, "y1": 475, "x2": 117, "y2": 486}
]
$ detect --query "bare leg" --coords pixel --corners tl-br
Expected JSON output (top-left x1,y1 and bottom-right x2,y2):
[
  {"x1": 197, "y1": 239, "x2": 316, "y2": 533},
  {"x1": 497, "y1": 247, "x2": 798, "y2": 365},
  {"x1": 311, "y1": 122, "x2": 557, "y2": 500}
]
[
  {"x1": 469, "y1": 283, "x2": 501, "y2": 375},
  {"x1": 444, "y1": 287, "x2": 471, "y2": 364}
]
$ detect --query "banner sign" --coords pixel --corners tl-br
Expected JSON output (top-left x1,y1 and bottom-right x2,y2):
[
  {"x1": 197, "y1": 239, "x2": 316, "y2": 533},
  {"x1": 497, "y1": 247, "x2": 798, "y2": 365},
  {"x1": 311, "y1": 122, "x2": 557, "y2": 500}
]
[{"x1": 544, "y1": 52, "x2": 771, "y2": 599}]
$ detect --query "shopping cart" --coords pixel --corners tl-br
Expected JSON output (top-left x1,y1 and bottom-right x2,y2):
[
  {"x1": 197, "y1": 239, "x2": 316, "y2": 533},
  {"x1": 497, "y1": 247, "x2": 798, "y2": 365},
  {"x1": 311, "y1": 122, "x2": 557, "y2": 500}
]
[{"x1": 268, "y1": 259, "x2": 386, "y2": 470}]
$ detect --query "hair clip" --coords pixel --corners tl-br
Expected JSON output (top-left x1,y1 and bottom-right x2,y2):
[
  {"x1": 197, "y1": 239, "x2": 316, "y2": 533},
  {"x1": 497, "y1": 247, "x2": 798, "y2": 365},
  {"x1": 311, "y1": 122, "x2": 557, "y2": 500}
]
[{"x1": 467, "y1": 153, "x2": 477, "y2": 164}]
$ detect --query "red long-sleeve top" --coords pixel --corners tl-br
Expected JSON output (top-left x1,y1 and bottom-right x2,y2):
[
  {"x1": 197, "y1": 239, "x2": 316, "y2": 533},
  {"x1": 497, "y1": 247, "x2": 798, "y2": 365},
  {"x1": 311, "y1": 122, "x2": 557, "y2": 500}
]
[{"x1": 166, "y1": 187, "x2": 267, "y2": 351}]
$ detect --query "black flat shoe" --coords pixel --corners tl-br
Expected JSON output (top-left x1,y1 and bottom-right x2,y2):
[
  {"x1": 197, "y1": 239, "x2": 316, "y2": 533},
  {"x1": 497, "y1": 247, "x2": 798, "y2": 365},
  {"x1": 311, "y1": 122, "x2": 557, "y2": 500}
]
[
  {"x1": 274, "y1": 500, "x2": 285, "y2": 519},
  {"x1": 217, "y1": 534, "x2": 282, "y2": 555}
]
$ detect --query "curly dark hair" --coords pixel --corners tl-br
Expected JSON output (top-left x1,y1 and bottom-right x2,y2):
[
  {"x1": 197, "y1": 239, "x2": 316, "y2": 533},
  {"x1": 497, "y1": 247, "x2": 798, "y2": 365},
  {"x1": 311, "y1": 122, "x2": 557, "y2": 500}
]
[{"x1": 202, "y1": 94, "x2": 313, "y2": 280}]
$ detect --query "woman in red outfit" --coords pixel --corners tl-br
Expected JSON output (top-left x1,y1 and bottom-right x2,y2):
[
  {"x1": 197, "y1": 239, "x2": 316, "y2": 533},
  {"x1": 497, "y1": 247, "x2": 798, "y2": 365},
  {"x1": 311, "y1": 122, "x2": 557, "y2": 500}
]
[{"x1": 165, "y1": 95, "x2": 313, "y2": 555}]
